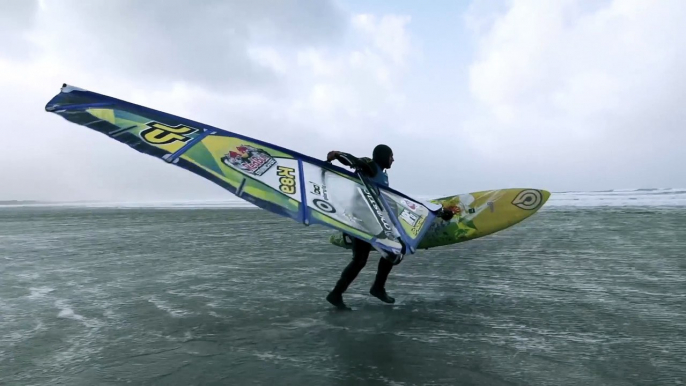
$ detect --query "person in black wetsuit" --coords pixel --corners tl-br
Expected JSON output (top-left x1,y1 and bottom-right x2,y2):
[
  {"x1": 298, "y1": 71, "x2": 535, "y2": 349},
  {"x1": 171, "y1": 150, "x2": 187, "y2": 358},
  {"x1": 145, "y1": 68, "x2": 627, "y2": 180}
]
[{"x1": 324, "y1": 144, "x2": 454, "y2": 310}]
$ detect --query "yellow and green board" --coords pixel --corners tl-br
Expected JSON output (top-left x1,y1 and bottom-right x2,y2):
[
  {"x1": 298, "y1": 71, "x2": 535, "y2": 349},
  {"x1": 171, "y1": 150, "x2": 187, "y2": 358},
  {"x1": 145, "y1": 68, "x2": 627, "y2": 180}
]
[{"x1": 330, "y1": 188, "x2": 551, "y2": 250}]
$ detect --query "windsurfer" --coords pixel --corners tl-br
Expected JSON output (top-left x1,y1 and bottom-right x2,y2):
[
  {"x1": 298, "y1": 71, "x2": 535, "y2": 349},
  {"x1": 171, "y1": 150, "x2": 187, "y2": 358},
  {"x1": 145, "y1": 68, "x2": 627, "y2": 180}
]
[{"x1": 324, "y1": 144, "x2": 454, "y2": 310}]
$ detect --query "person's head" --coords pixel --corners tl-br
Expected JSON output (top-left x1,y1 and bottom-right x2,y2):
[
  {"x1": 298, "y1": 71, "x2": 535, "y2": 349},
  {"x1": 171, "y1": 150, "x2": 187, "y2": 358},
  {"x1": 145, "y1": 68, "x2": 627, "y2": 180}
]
[{"x1": 373, "y1": 144, "x2": 394, "y2": 169}]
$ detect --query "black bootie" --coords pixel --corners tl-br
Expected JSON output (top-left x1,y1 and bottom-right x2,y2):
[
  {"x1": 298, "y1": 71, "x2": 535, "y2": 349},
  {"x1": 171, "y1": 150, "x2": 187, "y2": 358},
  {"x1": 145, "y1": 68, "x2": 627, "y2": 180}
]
[
  {"x1": 370, "y1": 257, "x2": 395, "y2": 304},
  {"x1": 327, "y1": 260, "x2": 364, "y2": 310}
]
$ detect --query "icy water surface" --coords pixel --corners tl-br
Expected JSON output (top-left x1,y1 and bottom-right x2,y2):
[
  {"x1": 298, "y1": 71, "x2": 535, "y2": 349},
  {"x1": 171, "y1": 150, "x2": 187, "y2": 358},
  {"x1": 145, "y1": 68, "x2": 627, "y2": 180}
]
[{"x1": 1, "y1": 205, "x2": 684, "y2": 385}]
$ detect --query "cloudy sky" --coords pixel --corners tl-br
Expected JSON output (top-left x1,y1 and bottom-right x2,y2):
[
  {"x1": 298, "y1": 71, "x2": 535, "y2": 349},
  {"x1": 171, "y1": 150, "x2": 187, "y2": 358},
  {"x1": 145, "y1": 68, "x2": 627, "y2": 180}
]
[{"x1": 1, "y1": 0, "x2": 684, "y2": 202}]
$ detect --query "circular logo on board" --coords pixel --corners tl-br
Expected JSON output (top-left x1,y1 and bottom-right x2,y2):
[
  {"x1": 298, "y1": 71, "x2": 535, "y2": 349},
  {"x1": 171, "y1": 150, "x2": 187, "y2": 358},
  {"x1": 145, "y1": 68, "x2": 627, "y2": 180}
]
[
  {"x1": 511, "y1": 189, "x2": 543, "y2": 210},
  {"x1": 314, "y1": 198, "x2": 336, "y2": 213}
]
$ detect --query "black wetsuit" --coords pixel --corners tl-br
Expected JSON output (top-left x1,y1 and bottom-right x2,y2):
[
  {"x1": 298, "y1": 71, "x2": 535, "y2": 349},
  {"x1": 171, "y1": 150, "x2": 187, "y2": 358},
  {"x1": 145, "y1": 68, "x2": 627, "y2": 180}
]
[
  {"x1": 329, "y1": 236, "x2": 396, "y2": 305},
  {"x1": 326, "y1": 144, "x2": 396, "y2": 309}
]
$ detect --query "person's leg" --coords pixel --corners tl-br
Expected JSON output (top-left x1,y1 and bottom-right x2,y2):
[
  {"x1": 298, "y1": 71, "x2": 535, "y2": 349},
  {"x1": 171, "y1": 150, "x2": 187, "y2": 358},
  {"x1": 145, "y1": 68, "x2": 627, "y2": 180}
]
[
  {"x1": 326, "y1": 238, "x2": 372, "y2": 309},
  {"x1": 369, "y1": 256, "x2": 395, "y2": 304}
]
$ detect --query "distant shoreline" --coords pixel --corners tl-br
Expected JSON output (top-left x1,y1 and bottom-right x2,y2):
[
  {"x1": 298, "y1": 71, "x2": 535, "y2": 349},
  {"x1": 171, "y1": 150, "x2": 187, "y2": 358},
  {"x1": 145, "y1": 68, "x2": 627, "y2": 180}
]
[
  {"x1": 0, "y1": 200, "x2": 258, "y2": 209},
  {"x1": 0, "y1": 200, "x2": 46, "y2": 205},
  {"x1": 2, "y1": 188, "x2": 685, "y2": 209}
]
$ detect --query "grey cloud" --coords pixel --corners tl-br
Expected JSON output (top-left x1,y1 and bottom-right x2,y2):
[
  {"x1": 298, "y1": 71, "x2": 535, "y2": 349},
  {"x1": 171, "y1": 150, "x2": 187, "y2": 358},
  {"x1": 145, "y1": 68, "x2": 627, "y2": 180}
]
[
  {"x1": 0, "y1": 0, "x2": 39, "y2": 60},
  {"x1": 41, "y1": 0, "x2": 346, "y2": 92},
  {"x1": 242, "y1": 0, "x2": 347, "y2": 46}
]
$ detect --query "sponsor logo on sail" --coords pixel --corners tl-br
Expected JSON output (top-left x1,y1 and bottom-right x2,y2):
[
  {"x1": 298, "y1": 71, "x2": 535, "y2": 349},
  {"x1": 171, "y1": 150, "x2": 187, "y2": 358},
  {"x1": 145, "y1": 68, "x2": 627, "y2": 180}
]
[
  {"x1": 221, "y1": 145, "x2": 276, "y2": 176},
  {"x1": 362, "y1": 187, "x2": 395, "y2": 239}
]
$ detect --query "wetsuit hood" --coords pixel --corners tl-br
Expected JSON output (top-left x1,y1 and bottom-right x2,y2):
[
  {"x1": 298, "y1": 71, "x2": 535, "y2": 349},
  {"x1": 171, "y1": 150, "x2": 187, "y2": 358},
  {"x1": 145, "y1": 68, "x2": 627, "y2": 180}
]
[
  {"x1": 372, "y1": 144, "x2": 393, "y2": 169},
  {"x1": 372, "y1": 145, "x2": 393, "y2": 169}
]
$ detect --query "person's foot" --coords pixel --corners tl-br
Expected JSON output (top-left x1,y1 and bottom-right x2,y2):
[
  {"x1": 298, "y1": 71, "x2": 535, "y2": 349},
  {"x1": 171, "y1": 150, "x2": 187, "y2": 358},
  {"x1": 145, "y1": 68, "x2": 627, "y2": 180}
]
[
  {"x1": 369, "y1": 287, "x2": 395, "y2": 304},
  {"x1": 326, "y1": 291, "x2": 352, "y2": 310}
]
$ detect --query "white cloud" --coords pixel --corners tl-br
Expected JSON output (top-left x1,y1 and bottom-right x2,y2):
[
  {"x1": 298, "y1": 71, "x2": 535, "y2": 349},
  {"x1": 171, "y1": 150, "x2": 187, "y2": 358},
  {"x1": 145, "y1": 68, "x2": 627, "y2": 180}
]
[
  {"x1": 4, "y1": 0, "x2": 683, "y2": 201},
  {"x1": 352, "y1": 14, "x2": 413, "y2": 66},
  {"x1": 248, "y1": 47, "x2": 288, "y2": 75},
  {"x1": 463, "y1": 0, "x2": 686, "y2": 190},
  {"x1": 282, "y1": 13, "x2": 419, "y2": 142},
  {"x1": 0, "y1": 1, "x2": 421, "y2": 200},
  {"x1": 297, "y1": 49, "x2": 341, "y2": 77}
]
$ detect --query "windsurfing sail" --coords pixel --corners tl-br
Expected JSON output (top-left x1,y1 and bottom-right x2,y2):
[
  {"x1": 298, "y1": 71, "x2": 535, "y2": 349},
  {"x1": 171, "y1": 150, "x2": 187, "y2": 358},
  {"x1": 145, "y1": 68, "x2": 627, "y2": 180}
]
[{"x1": 44, "y1": 84, "x2": 438, "y2": 256}]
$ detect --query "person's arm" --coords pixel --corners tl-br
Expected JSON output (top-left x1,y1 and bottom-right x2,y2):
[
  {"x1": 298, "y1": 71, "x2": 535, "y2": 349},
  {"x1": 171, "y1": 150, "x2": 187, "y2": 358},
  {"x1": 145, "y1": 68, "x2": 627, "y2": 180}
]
[
  {"x1": 325, "y1": 151, "x2": 374, "y2": 176},
  {"x1": 326, "y1": 151, "x2": 340, "y2": 163}
]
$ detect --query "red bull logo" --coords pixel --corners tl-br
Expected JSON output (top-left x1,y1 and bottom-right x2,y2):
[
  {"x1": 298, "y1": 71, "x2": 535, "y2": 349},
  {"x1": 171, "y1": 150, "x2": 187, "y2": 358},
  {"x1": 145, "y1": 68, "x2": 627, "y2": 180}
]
[{"x1": 221, "y1": 144, "x2": 276, "y2": 176}]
